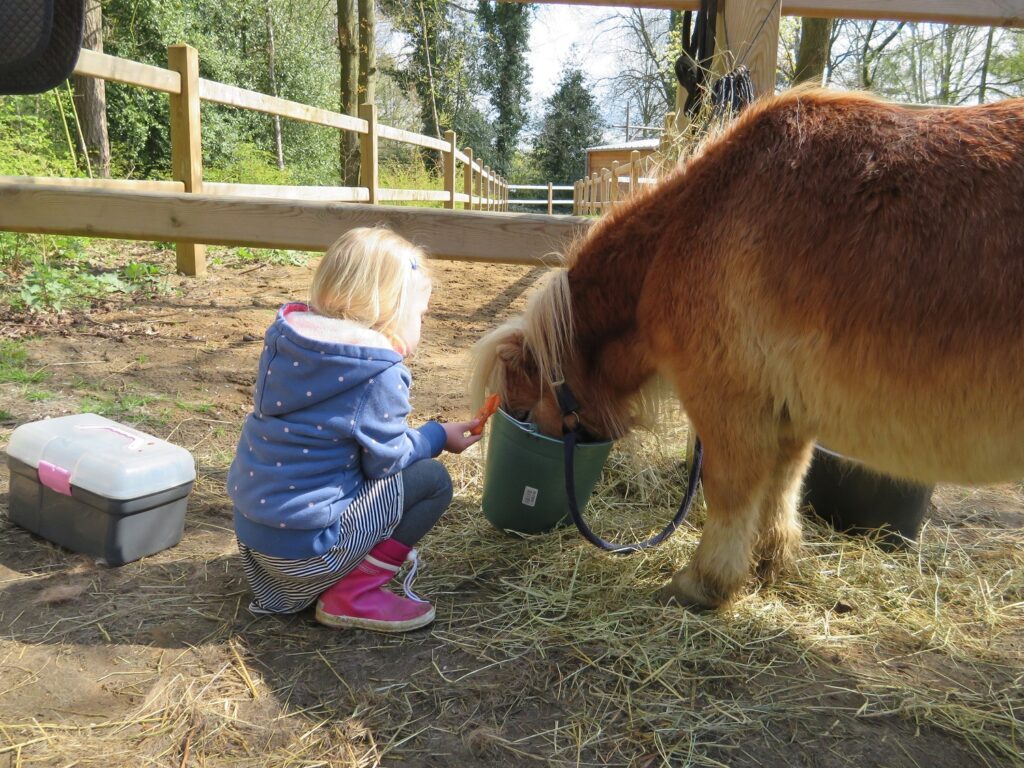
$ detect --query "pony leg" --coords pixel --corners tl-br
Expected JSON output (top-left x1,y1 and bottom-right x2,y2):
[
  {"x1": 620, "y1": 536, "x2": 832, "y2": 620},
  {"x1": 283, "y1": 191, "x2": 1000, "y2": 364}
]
[
  {"x1": 659, "y1": 430, "x2": 776, "y2": 609},
  {"x1": 753, "y1": 440, "x2": 814, "y2": 583}
]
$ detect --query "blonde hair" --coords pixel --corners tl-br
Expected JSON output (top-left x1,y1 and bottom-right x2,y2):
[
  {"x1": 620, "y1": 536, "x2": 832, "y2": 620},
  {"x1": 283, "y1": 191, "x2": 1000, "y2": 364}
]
[{"x1": 310, "y1": 227, "x2": 430, "y2": 343}]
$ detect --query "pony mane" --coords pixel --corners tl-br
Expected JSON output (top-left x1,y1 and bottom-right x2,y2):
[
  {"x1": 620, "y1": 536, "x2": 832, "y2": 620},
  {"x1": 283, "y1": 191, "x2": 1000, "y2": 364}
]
[{"x1": 470, "y1": 269, "x2": 574, "y2": 408}]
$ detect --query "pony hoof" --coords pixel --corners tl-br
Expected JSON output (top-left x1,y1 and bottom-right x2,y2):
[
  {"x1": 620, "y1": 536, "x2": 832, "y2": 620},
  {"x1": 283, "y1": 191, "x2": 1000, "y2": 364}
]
[{"x1": 656, "y1": 569, "x2": 722, "y2": 610}]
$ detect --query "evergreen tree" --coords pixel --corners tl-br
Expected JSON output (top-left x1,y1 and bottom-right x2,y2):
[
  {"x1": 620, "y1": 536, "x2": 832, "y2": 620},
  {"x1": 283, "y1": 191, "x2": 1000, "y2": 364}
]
[
  {"x1": 477, "y1": 1, "x2": 531, "y2": 175},
  {"x1": 533, "y1": 67, "x2": 604, "y2": 184}
]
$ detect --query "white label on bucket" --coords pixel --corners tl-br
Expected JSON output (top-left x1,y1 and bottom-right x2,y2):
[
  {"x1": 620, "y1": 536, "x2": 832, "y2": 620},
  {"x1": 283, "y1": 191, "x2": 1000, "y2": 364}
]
[{"x1": 521, "y1": 486, "x2": 538, "y2": 507}]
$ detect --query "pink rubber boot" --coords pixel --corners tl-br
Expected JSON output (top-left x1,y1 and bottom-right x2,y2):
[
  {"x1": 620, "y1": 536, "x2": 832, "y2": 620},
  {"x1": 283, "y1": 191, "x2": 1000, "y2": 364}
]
[{"x1": 315, "y1": 539, "x2": 435, "y2": 632}]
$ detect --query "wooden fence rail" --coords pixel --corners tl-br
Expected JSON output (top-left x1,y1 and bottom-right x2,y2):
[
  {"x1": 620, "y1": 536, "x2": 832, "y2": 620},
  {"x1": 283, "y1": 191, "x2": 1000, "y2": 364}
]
[
  {"x1": 573, "y1": 149, "x2": 658, "y2": 216},
  {"x1": 0, "y1": 44, "x2": 511, "y2": 275},
  {"x1": 0, "y1": 183, "x2": 589, "y2": 266}
]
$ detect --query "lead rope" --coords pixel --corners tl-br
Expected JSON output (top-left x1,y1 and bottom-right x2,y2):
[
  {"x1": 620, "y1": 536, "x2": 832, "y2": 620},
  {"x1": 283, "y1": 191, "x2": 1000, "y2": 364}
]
[
  {"x1": 401, "y1": 549, "x2": 429, "y2": 603},
  {"x1": 554, "y1": 381, "x2": 704, "y2": 554}
]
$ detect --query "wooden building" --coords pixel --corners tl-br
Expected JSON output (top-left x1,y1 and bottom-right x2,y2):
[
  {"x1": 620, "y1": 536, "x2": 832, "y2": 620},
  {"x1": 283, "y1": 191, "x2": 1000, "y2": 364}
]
[{"x1": 585, "y1": 138, "x2": 658, "y2": 177}]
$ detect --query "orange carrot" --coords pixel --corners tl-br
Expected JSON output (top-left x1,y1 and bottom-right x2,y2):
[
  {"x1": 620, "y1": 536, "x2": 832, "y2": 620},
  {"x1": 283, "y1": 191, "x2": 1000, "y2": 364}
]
[{"x1": 469, "y1": 394, "x2": 501, "y2": 435}]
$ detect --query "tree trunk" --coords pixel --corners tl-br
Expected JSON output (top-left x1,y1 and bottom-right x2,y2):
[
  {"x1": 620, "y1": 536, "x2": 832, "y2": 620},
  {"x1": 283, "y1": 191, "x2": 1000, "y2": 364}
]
[
  {"x1": 337, "y1": 0, "x2": 360, "y2": 185},
  {"x1": 793, "y1": 17, "x2": 832, "y2": 85},
  {"x1": 357, "y1": 0, "x2": 376, "y2": 106},
  {"x1": 979, "y1": 26, "x2": 995, "y2": 104},
  {"x1": 418, "y1": 0, "x2": 441, "y2": 139},
  {"x1": 72, "y1": 0, "x2": 110, "y2": 178},
  {"x1": 266, "y1": 1, "x2": 285, "y2": 170}
]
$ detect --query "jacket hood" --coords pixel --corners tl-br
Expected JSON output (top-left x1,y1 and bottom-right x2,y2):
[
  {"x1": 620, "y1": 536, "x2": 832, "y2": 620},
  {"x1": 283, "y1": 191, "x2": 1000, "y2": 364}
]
[{"x1": 255, "y1": 303, "x2": 403, "y2": 417}]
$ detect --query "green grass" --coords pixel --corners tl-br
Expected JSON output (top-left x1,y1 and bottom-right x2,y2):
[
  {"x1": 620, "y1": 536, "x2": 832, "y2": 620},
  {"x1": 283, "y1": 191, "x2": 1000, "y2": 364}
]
[
  {"x1": 176, "y1": 399, "x2": 217, "y2": 414},
  {"x1": 0, "y1": 340, "x2": 49, "y2": 385},
  {"x1": 23, "y1": 388, "x2": 56, "y2": 402}
]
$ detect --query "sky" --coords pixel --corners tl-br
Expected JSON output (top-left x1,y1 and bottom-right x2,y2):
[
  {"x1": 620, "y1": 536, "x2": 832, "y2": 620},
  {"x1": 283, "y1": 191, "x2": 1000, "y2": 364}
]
[{"x1": 526, "y1": 4, "x2": 624, "y2": 103}]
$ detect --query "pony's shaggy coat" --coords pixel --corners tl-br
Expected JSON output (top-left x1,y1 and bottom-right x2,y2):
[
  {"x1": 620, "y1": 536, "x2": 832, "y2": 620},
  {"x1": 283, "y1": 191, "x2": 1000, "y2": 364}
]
[{"x1": 472, "y1": 89, "x2": 1024, "y2": 608}]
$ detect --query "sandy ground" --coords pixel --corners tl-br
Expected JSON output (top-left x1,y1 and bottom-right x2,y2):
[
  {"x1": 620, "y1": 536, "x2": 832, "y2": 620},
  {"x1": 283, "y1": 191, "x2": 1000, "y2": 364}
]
[{"x1": 0, "y1": 246, "x2": 1021, "y2": 766}]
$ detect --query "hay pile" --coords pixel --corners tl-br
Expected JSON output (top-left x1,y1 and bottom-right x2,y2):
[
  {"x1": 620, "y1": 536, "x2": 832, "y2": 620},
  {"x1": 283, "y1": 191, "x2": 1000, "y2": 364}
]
[{"x1": 1, "y1": 416, "x2": 1021, "y2": 767}]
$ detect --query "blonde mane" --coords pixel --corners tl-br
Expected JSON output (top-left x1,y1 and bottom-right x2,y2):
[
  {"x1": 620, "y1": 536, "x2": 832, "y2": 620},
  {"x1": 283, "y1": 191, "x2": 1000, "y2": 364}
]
[{"x1": 470, "y1": 269, "x2": 574, "y2": 409}]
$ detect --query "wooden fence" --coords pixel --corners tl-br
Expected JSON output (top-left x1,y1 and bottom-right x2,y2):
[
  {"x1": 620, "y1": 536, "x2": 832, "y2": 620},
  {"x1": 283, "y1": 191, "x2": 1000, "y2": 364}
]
[
  {"x1": 0, "y1": 44, "x2": 513, "y2": 276},
  {"x1": 508, "y1": 184, "x2": 574, "y2": 214},
  {"x1": 573, "y1": 148, "x2": 662, "y2": 216}
]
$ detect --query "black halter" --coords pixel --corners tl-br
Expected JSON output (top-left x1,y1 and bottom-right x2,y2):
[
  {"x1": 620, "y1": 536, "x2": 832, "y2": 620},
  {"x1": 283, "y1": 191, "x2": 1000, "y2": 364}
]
[{"x1": 554, "y1": 380, "x2": 704, "y2": 554}]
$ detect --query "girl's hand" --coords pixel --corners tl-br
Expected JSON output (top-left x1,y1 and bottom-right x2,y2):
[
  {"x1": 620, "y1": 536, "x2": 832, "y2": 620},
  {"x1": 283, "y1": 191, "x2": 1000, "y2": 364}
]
[{"x1": 441, "y1": 420, "x2": 483, "y2": 453}]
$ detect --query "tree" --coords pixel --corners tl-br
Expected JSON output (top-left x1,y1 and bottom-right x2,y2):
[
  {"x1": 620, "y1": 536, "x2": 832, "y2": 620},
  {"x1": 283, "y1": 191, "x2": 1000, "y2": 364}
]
[
  {"x1": 338, "y1": 0, "x2": 360, "y2": 184},
  {"x1": 600, "y1": 9, "x2": 675, "y2": 135},
  {"x1": 379, "y1": 0, "x2": 490, "y2": 159},
  {"x1": 793, "y1": 17, "x2": 833, "y2": 85},
  {"x1": 477, "y1": 1, "x2": 532, "y2": 175},
  {"x1": 533, "y1": 67, "x2": 604, "y2": 184},
  {"x1": 72, "y1": 0, "x2": 111, "y2": 177},
  {"x1": 358, "y1": 0, "x2": 377, "y2": 105}
]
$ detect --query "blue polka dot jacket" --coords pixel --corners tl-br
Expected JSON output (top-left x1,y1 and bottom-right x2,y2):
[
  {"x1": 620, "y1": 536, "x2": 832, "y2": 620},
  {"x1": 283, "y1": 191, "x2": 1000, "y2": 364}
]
[{"x1": 228, "y1": 304, "x2": 446, "y2": 559}]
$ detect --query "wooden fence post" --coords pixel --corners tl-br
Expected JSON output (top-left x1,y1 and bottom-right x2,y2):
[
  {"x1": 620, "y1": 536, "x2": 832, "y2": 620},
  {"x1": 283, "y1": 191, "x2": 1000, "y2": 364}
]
[
  {"x1": 601, "y1": 169, "x2": 611, "y2": 215},
  {"x1": 167, "y1": 43, "x2": 205, "y2": 276},
  {"x1": 443, "y1": 129, "x2": 457, "y2": 210},
  {"x1": 546, "y1": 182, "x2": 553, "y2": 215},
  {"x1": 609, "y1": 164, "x2": 618, "y2": 208},
  {"x1": 484, "y1": 166, "x2": 492, "y2": 211},
  {"x1": 358, "y1": 103, "x2": 378, "y2": 205},
  {"x1": 592, "y1": 171, "x2": 600, "y2": 216},
  {"x1": 475, "y1": 161, "x2": 483, "y2": 211},
  {"x1": 463, "y1": 147, "x2": 474, "y2": 211},
  {"x1": 629, "y1": 150, "x2": 640, "y2": 196}
]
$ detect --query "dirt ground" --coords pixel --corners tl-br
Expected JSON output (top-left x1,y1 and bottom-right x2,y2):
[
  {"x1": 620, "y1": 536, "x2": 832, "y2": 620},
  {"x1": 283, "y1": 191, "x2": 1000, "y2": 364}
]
[{"x1": 0, "y1": 245, "x2": 1021, "y2": 767}]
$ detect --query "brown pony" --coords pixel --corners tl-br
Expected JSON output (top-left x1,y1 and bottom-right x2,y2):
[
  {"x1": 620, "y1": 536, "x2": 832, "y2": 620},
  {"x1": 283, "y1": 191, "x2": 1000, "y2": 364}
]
[{"x1": 471, "y1": 88, "x2": 1024, "y2": 609}]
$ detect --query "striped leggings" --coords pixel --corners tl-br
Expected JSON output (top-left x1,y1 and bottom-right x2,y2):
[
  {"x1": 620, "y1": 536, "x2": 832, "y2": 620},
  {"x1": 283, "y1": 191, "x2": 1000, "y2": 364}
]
[{"x1": 238, "y1": 459, "x2": 452, "y2": 615}]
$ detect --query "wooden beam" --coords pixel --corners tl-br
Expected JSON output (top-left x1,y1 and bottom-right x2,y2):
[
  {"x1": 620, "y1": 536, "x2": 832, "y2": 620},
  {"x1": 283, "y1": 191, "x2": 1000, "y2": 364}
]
[
  {"x1": 0, "y1": 184, "x2": 591, "y2": 265},
  {"x1": 199, "y1": 79, "x2": 367, "y2": 133},
  {"x1": 377, "y1": 189, "x2": 451, "y2": 202},
  {"x1": 376, "y1": 124, "x2": 450, "y2": 152},
  {"x1": 499, "y1": 0, "x2": 1024, "y2": 27},
  {"x1": 723, "y1": 0, "x2": 782, "y2": 96},
  {"x1": 202, "y1": 182, "x2": 369, "y2": 202},
  {"x1": 0, "y1": 175, "x2": 184, "y2": 193},
  {"x1": 73, "y1": 48, "x2": 181, "y2": 93}
]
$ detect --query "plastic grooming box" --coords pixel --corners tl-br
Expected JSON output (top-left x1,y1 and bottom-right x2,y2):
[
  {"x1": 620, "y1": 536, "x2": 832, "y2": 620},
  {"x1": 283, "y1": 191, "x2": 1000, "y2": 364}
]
[
  {"x1": 5, "y1": 414, "x2": 196, "y2": 565},
  {"x1": 482, "y1": 409, "x2": 612, "y2": 535}
]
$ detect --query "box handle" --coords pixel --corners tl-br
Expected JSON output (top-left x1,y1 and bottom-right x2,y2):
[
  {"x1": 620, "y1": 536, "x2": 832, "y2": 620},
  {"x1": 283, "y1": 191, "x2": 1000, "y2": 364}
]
[
  {"x1": 38, "y1": 460, "x2": 73, "y2": 496},
  {"x1": 74, "y1": 424, "x2": 155, "y2": 451}
]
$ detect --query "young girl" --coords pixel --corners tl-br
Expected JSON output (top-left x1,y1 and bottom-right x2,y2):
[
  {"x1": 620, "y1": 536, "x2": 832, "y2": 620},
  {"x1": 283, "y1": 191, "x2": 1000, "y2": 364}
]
[{"x1": 227, "y1": 227, "x2": 480, "y2": 632}]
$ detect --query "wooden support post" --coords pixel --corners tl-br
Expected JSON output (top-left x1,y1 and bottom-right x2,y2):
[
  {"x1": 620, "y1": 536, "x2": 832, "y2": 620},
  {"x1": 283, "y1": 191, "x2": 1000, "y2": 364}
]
[
  {"x1": 572, "y1": 181, "x2": 578, "y2": 215},
  {"x1": 609, "y1": 164, "x2": 618, "y2": 208},
  {"x1": 629, "y1": 150, "x2": 639, "y2": 196},
  {"x1": 474, "y1": 160, "x2": 483, "y2": 211},
  {"x1": 463, "y1": 147, "x2": 474, "y2": 211},
  {"x1": 167, "y1": 44, "x2": 205, "y2": 276},
  {"x1": 485, "y1": 166, "x2": 492, "y2": 211},
  {"x1": 722, "y1": 0, "x2": 782, "y2": 97},
  {"x1": 443, "y1": 129, "x2": 457, "y2": 210},
  {"x1": 591, "y1": 172, "x2": 600, "y2": 217},
  {"x1": 601, "y1": 169, "x2": 611, "y2": 215},
  {"x1": 358, "y1": 103, "x2": 379, "y2": 204},
  {"x1": 547, "y1": 182, "x2": 553, "y2": 215}
]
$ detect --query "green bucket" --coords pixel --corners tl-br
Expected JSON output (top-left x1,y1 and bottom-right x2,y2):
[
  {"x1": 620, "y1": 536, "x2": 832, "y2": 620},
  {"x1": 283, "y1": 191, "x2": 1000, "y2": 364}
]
[{"x1": 481, "y1": 409, "x2": 613, "y2": 535}]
